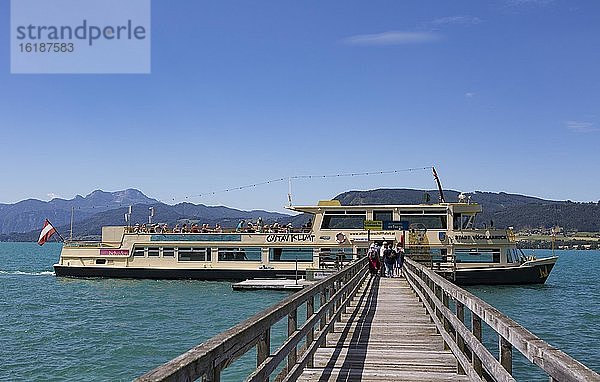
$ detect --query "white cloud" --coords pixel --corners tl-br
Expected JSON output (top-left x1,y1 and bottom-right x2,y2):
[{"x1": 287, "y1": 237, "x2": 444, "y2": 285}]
[
  {"x1": 565, "y1": 121, "x2": 598, "y2": 133},
  {"x1": 465, "y1": 92, "x2": 476, "y2": 98},
  {"x1": 47, "y1": 193, "x2": 60, "y2": 200},
  {"x1": 431, "y1": 16, "x2": 482, "y2": 25},
  {"x1": 342, "y1": 31, "x2": 442, "y2": 46}
]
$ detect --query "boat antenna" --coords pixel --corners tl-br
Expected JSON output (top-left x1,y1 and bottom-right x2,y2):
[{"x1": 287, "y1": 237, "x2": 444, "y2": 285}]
[
  {"x1": 432, "y1": 167, "x2": 446, "y2": 203},
  {"x1": 287, "y1": 177, "x2": 293, "y2": 206},
  {"x1": 125, "y1": 205, "x2": 132, "y2": 228},
  {"x1": 69, "y1": 206, "x2": 74, "y2": 241},
  {"x1": 148, "y1": 206, "x2": 155, "y2": 224}
]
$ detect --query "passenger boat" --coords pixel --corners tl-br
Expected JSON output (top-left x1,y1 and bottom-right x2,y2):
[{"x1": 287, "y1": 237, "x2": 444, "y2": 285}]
[{"x1": 53, "y1": 196, "x2": 557, "y2": 285}]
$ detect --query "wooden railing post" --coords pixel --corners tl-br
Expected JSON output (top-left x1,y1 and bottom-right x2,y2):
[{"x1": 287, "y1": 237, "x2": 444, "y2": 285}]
[
  {"x1": 203, "y1": 365, "x2": 221, "y2": 382},
  {"x1": 442, "y1": 291, "x2": 450, "y2": 350},
  {"x1": 288, "y1": 308, "x2": 298, "y2": 372},
  {"x1": 328, "y1": 285, "x2": 335, "y2": 333},
  {"x1": 472, "y1": 314, "x2": 483, "y2": 376},
  {"x1": 319, "y1": 289, "x2": 327, "y2": 334},
  {"x1": 456, "y1": 301, "x2": 466, "y2": 374},
  {"x1": 306, "y1": 296, "x2": 315, "y2": 368},
  {"x1": 257, "y1": 328, "x2": 270, "y2": 367},
  {"x1": 500, "y1": 335, "x2": 512, "y2": 374},
  {"x1": 335, "y1": 279, "x2": 342, "y2": 322}
]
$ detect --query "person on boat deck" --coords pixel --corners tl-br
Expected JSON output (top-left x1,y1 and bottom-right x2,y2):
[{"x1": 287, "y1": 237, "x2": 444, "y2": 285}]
[
  {"x1": 286, "y1": 223, "x2": 293, "y2": 233},
  {"x1": 191, "y1": 223, "x2": 199, "y2": 233},
  {"x1": 173, "y1": 224, "x2": 180, "y2": 233},
  {"x1": 214, "y1": 223, "x2": 222, "y2": 233},
  {"x1": 236, "y1": 220, "x2": 245, "y2": 232},
  {"x1": 246, "y1": 222, "x2": 255, "y2": 233}
]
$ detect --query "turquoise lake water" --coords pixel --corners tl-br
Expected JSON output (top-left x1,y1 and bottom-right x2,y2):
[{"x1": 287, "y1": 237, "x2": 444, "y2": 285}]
[{"x1": 1, "y1": 243, "x2": 598, "y2": 381}]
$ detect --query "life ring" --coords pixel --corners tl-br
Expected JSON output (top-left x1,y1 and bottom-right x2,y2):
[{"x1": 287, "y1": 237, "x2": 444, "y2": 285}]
[{"x1": 335, "y1": 232, "x2": 346, "y2": 244}]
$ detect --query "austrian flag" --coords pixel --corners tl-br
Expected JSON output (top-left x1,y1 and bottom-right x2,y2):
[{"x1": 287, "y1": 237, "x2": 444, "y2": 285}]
[{"x1": 38, "y1": 219, "x2": 57, "y2": 246}]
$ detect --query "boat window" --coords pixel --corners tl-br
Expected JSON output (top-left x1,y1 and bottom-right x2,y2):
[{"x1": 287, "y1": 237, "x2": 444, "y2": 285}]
[
  {"x1": 318, "y1": 248, "x2": 353, "y2": 265},
  {"x1": 269, "y1": 248, "x2": 314, "y2": 262},
  {"x1": 218, "y1": 247, "x2": 261, "y2": 261},
  {"x1": 401, "y1": 210, "x2": 447, "y2": 215},
  {"x1": 453, "y1": 214, "x2": 462, "y2": 230},
  {"x1": 133, "y1": 247, "x2": 145, "y2": 257},
  {"x1": 95, "y1": 258, "x2": 106, "y2": 265},
  {"x1": 455, "y1": 248, "x2": 500, "y2": 263},
  {"x1": 373, "y1": 210, "x2": 393, "y2": 222},
  {"x1": 506, "y1": 249, "x2": 512, "y2": 263},
  {"x1": 403, "y1": 215, "x2": 447, "y2": 229},
  {"x1": 178, "y1": 247, "x2": 211, "y2": 262},
  {"x1": 163, "y1": 248, "x2": 175, "y2": 257},
  {"x1": 321, "y1": 211, "x2": 366, "y2": 229},
  {"x1": 147, "y1": 247, "x2": 160, "y2": 257},
  {"x1": 454, "y1": 214, "x2": 475, "y2": 229},
  {"x1": 507, "y1": 248, "x2": 519, "y2": 263},
  {"x1": 428, "y1": 248, "x2": 449, "y2": 263}
]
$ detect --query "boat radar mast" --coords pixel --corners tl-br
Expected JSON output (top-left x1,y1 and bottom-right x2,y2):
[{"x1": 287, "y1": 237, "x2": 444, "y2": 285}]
[{"x1": 432, "y1": 167, "x2": 446, "y2": 203}]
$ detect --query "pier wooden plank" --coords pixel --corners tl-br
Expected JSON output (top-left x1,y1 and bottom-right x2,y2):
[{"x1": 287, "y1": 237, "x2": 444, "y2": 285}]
[{"x1": 298, "y1": 276, "x2": 470, "y2": 382}]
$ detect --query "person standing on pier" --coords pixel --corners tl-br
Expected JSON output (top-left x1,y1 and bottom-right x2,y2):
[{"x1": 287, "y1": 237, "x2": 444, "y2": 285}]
[
  {"x1": 379, "y1": 242, "x2": 387, "y2": 277},
  {"x1": 383, "y1": 243, "x2": 396, "y2": 277},
  {"x1": 367, "y1": 244, "x2": 380, "y2": 276},
  {"x1": 395, "y1": 243, "x2": 405, "y2": 277}
]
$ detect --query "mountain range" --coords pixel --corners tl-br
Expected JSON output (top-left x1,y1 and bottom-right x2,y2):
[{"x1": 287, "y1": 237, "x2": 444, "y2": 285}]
[
  {"x1": 1, "y1": 188, "x2": 599, "y2": 242},
  {"x1": 335, "y1": 189, "x2": 600, "y2": 232}
]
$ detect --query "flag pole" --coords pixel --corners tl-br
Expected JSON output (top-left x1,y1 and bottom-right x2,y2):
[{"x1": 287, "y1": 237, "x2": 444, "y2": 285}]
[{"x1": 48, "y1": 219, "x2": 66, "y2": 243}]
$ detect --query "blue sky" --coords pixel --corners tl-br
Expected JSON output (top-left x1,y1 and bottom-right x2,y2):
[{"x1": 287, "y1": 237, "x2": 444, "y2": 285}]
[{"x1": 1, "y1": 0, "x2": 599, "y2": 213}]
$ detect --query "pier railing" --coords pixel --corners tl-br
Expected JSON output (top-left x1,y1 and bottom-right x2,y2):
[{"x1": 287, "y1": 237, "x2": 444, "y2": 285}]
[
  {"x1": 403, "y1": 258, "x2": 600, "y2": 382},
  {"x1": 136, "y1": 257, "x2": 369, "y2": 382}
]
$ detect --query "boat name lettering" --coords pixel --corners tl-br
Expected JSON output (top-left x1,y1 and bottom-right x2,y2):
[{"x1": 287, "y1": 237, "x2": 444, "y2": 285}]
[
  {"x1": 99, "y1": 249, "x2": 129, "y2": 256},
  {"x1": 453, "y1": 235, "x2": 508, "y2": 241},
  {"x1": 266, "y1": 234, "x2": 315, "y2": 243},
  {"x1": 349, "y1": 231, "x2": 395, "y2": 236}
]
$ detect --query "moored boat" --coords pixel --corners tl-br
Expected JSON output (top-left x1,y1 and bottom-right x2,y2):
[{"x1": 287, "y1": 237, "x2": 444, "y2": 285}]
[{"x1": 53, "y1": 197, "x2": 557, "y2": 285}]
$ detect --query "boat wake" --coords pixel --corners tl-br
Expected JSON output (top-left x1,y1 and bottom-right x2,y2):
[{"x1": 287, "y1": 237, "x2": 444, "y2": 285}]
[{"x1": 0, "y1": 270, "x2": 55, "y2": 276}]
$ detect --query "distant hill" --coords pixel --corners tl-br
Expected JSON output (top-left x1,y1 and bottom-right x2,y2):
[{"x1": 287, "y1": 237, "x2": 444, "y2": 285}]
[
  {"x1": 335, "y1": 189, "x2": 600, "y2": 231},
  {"x1": 0, "y1": 189, "x2": 297, "y2": 241},
  {"x1": 0, "y1": 189, "x2": 157, "y2": 235},
  {"x1": 1, "y1": 188, "x2": 599, "y2": 242}
]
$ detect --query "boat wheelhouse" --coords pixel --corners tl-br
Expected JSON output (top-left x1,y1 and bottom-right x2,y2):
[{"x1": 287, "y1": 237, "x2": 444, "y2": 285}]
[{"x1": 54, "y1": 199, "x2": 557, "y2": 285}]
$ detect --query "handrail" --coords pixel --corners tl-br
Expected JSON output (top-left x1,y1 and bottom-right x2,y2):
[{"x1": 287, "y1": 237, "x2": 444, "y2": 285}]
[
  {"x1": 136, "y1": 257, "x2": 369, "y2": 382},
  {"x1": 403, "y1": 258, "x2": 600, "y2": 382}
]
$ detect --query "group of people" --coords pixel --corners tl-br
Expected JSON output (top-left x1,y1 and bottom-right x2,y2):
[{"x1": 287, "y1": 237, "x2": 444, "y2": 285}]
[
  {"x1": 235, "y1": 219, "x2": 304, "y2": 233},
  {"x1": 367, "y1": 241, "x2": 405, "y2": 278},
  {"x1": 128, "y1": 217, "x2": 312, "y2": 234},
  {"x1": 129, "y1": 222, "x2": 223, "y2": 234}
]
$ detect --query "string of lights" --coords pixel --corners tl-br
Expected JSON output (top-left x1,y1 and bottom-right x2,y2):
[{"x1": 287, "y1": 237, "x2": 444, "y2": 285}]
[{"x1": 177, "y1": 166, "x2": 434, "y2": 201}]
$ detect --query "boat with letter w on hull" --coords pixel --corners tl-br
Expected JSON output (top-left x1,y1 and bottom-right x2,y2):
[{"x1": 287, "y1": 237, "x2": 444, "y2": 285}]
[{"x1": 53, "y1": 199, "x2": 557, "y2": 285}]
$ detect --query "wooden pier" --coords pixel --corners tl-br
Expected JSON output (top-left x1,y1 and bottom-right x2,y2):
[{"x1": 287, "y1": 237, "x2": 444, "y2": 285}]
[
  {"x1": 299, "y1": 277, "x2": 468, "y2": 381},
  {"x1": 137, "y1": 257, "x2": 600, "y2": 382}
]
